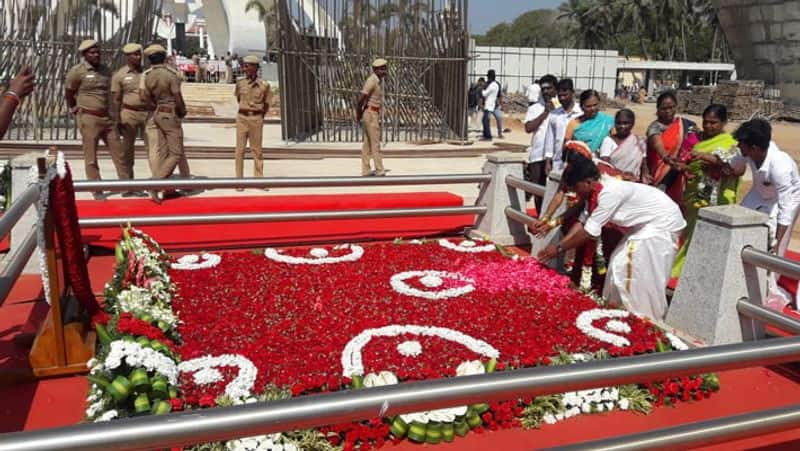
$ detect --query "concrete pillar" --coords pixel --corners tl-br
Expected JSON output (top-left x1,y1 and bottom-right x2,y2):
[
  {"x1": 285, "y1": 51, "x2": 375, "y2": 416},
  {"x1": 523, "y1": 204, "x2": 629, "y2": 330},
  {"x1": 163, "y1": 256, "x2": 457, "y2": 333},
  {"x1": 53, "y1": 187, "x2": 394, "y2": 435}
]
[
  {"x1": 468, "y1": 152, "x2": 529, "y2": 246},
  {"x1": 10, "y1": 152, "x2": 42, "y2": 274},
  {"x1": 666, "y1": 205, "x2": 769, "y2": 345},
  {"x1": 530, "y1": 169, "x2": 566, "y2": 270}
]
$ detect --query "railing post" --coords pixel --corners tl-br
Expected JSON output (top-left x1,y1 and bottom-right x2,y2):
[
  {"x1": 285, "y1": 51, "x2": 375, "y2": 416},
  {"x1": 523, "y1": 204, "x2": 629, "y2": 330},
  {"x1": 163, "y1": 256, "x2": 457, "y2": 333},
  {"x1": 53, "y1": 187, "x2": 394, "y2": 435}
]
[
  {"x1": 530, "y1": 168, "x2": 566, "y2": 269},
  {"x1": 9, "y1": 152, "x2": 41, "y2": 274},
  {"x1": 667, "y1": 205, "x2": 769, "y2": 345},
  {"x1": 468, "y1": 152, "x2": 530, "y2": 245}
]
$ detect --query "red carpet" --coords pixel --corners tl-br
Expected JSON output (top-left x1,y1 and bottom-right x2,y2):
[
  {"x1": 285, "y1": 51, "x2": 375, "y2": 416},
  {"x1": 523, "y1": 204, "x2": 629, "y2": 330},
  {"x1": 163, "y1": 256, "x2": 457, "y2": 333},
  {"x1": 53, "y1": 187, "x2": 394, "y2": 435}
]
[{"x1": 77, "y1": 192, "x2": 474, "y2": 250}]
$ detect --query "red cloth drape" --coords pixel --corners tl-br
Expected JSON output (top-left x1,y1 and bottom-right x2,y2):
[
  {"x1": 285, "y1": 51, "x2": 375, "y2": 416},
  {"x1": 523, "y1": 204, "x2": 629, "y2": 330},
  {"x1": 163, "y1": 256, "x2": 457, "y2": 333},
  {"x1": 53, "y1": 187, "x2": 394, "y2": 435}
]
[{"x1": 49, "y1": 164, "x2": 100, "y2": 315}]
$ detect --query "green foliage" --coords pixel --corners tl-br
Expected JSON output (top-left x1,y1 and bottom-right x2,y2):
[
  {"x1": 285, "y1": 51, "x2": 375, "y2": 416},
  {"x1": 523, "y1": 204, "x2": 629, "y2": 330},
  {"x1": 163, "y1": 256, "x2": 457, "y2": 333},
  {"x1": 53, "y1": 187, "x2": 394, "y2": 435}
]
[
  {"x1": 474, "y1": 10, "x2": 568, "y2": 48},
  {"x1": 618, "y1": 384, "x2": 655, "y2": 414},
  {"x1": 473, "y1": 1, "x2": 724, "y2": 62},
  {"x1": 521, "y1": 395, "x2": 564, "y2": 429}
]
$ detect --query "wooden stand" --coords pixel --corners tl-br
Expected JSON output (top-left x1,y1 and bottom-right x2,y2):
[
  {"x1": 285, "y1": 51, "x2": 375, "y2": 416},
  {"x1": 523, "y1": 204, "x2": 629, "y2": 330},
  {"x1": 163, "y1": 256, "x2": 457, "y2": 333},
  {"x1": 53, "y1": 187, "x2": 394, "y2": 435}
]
[{"x1": 28, "y1": 157, "x2": 95, "y2": 378}]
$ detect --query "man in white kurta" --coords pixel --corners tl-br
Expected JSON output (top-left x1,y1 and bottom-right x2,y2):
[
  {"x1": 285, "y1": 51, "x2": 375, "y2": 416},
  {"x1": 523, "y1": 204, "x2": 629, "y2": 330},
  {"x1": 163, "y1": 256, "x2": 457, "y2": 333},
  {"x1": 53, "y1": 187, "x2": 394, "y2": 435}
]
[{"x1": 537, "y1": 156, "x2": 686, "y2": 320}]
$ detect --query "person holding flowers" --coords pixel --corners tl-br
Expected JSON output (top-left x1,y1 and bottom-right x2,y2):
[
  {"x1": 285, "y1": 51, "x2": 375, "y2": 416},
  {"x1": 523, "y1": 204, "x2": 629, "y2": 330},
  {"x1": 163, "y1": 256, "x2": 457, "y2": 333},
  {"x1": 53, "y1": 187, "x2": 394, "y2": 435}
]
[
  {"x1": 644, "y1": 91, "x2": 697, "y2": 202},
  {"x1": 671, "y1": 104, "x2": 740, "y2": 278},
  {"x1": 537, "y1": 154, "x2": 686, "y2": 320}
]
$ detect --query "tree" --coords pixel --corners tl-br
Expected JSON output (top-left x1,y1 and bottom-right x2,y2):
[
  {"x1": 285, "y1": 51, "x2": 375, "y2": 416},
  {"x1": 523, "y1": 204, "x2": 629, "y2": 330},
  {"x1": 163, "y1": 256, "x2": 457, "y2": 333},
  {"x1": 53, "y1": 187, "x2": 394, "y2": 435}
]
[{"x1": 245, "y1": 0, "x2": 278, "y2": 54}]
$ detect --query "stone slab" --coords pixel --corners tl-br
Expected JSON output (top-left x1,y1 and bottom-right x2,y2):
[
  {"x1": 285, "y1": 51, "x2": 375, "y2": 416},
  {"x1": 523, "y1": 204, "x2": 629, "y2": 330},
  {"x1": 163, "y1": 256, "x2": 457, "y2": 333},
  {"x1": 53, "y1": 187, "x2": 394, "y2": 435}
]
[
  {"x1": 698, "y1": 204, "x2": 770, "y2": 227},
  {"x1": 471, "y1": 155, "x2": 529, "y2": 246}
]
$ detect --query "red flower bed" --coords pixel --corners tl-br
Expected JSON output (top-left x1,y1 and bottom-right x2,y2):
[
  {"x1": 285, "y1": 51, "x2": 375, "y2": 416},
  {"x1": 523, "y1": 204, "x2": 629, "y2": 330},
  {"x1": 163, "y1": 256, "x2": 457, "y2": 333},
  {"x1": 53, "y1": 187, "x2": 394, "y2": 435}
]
[{"x1": 171, "y1": 241, "x2": 666, "y2": 402}]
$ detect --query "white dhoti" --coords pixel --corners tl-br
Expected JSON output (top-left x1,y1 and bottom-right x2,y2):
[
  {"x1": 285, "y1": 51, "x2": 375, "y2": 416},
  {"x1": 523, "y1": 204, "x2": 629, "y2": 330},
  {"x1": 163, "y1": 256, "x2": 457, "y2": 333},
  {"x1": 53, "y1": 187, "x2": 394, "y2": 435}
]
[
  {"x1": 602, "y1": 231, "x2": 679, "y2": 320},
  {"x1": 743, "y1": 190, "x2": 800, "y2": 310}
]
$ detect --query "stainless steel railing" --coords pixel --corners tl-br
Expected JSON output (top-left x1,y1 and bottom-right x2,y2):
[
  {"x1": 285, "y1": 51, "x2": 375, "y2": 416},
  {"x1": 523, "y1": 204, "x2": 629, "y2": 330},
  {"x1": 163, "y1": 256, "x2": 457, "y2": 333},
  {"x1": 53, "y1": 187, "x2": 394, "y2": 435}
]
[
  {"x1": 545, "y1": 403, "x2": 800, "y2": 451},
  {"x1": 503, "y1": 175, "x2": 545, "y2": 227},
  {"x1": 741, "y1": 246, "x2": 800, "y2": 280},
  {"x1": 73, "y1": 174, "x2": 492, "y2": 192},
  {"x1": 1, "y1": 336, "x2": 800, "y2": 451},
  {"x1": 0, "y1": 184, "x2": 40, "y2": 305}
]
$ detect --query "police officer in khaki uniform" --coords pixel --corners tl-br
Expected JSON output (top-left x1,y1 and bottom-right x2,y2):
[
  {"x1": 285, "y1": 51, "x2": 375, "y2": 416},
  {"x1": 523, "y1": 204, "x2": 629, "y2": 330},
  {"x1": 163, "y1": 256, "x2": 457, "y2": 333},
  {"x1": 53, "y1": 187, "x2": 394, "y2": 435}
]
[
  {"x1": 65, "y1": 40, "x2": 131, "y2": 198},
  {"x1": 110, "y1": 43, "x2": 149, "y2": 197},
  {"x1": 140, "y1": 44, "x2": 187, "y2": 203},
  {"x1": 356, "y1": 58, "x2": 388, "y2": 176},
  {"x1": 234, "y1": 55, "x2": 270, "y2": 186}
]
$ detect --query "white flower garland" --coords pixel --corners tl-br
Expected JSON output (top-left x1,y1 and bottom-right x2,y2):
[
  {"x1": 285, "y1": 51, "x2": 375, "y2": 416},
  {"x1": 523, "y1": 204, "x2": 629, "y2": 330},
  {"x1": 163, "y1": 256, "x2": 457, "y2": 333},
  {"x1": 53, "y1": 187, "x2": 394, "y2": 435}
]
[
  {"x1": 542, "y1": 386, "x2": 629, "y2": 425},
  {"x1": 264, "y1": 244, "x2": 364, "y2": 265},
  {"x1": 437, "y1": 239, "x2": 496, "y2": 253},
  {"x1": 115, "y1": 286, "x2": 178, "y2": 328},
  {"x1": 396, "y1": 340, "x2": 422, "y2": 357},
  {"x1": 30, "y1": 150, "x2": 67, "y2": 305},
  {"x1": 103, "y1": 341, "x2": 179, "y2": 384},
  {"x1": 390, "y1": 270, "x2": 475, "y2": 300},
  {"x1": 341, "y1": 324, "x2": 499, "y2": 377},
  {"x1": 362, "y1": 361, "x2": 484, "y2": 424},
  {"x1": 666, "y1": 332, "x2": 690, "y2": 351},
  {"x1": 178, "y1": 354, "x2": 258, "y2": 400},
  {"x1": 171, "y1": 253, "x2": 222, "y2": 270},
  {"x1": 226, "y1": 434, "x2": 297, "y2": 451},
  {"x1": 575, "y1": 309, "x2": 632, "y2": 348}
]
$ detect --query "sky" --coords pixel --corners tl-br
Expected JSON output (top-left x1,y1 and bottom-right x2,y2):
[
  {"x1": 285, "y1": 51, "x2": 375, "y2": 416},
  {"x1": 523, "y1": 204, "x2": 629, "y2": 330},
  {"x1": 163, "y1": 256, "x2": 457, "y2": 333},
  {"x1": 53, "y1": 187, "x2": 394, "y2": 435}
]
[{"x1": 469, "y1": 0, "x2": 562, "y2": 34}]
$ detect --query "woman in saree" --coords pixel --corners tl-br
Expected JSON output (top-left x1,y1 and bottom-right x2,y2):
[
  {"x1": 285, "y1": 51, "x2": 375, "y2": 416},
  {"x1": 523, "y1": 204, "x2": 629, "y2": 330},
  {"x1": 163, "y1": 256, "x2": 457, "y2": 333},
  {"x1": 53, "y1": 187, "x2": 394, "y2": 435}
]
[
  {"x1": 563, "y1": 89, "x2": 615, "y2": 158},
  {"x1": 672, "y1": 104, "x2": 740, "y2": 277},
  {"x1": 598, "y1": 109, "x2": 646, "y2": 181},
  {"x1": 644, "y1": 91, "x2": 697, "y2": 203}
]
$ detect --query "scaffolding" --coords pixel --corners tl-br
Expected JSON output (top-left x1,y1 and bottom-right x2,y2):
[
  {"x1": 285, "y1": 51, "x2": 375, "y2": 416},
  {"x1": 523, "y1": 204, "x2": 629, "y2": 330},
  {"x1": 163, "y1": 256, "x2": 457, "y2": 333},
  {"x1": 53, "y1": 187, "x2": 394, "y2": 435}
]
[
  {"x1": 274, "y1": 0, "x2": 470, "y2": 143},
  {"x1": 0, "y1": 0, "x2": 162, "y2": 141}
]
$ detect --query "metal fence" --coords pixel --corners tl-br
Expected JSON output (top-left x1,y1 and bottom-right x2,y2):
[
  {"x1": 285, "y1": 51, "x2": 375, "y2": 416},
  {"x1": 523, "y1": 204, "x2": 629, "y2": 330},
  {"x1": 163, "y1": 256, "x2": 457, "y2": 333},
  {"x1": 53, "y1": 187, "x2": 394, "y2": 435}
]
[
  {"x1": 274, "y1": 0, "x2": 470, "y2": 143},
  {"x1": 0, "y1": 0, "x2": 162, "y2": 141}
]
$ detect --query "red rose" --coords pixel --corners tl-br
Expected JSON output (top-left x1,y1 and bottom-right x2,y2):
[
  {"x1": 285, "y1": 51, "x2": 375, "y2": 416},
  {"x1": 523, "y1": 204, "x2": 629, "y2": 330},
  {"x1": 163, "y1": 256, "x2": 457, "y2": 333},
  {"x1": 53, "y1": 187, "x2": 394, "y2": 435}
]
[
  {"x1": 92, "y1": 311, "x2": 111, "y2": 327},
  {"x1": 198, "y1": 394, "x2": 216, "y2": 408},
  {"x1": 291, "y1": 383, "x2": 305, "y2": 396},
  {"x1": 169, "y1": 398, "x2": 183, "y2": 411}
]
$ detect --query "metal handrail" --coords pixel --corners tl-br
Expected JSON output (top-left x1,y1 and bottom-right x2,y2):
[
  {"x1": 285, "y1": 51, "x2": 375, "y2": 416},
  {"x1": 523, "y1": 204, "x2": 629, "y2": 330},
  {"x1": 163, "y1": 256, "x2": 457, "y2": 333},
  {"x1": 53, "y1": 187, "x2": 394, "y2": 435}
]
[
  {"x1": 546, "y1": 403, "x2": 800, "y2": 451},
  {"x1": 505, "y1": 206, "x2": 536, "y2": 226},
  {"x1": 0, "y1": 184, "x2": 39, "y2": 240},
  {"x1": 741, "y1": 246, "x2": 800, "y2": 280},
  {"x1": 73, "y1": 174, "x2": 492, "y2": 192},
  {"x1": 78, "y1": 206, "x2": 487, "y2": 228},
  {"x1": 505, "y1": 175, "x2": 546, "y2": 197},
  {"x1": 737, "y1": 299, "x2": 800, "y2": 335},
  {"x1": 2, "y1": 336, "x2": 800, "y2": 451},
  {"x1": 0, "y1": 229, "x2": 38, "y2": 306}
]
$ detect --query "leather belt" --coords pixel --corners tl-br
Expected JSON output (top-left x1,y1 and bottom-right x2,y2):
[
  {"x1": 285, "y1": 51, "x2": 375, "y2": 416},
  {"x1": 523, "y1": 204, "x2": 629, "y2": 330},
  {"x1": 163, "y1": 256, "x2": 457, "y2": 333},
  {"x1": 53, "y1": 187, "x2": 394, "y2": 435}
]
[
  {"x1": 368, "y1": 106, "x2": 381, "y2": 113},
  {"x1": 122, "y1": 103, "x2": 148, "y2": 112},
  {"x1": 79, "y1": 108, "x2": 109, "y2": 117},
  {"x1": 238, "y1": 109, "x2": 264, "y2": 116},
  {"x1": 156, "y1": 105, "x2": 175, "y2": 113}
]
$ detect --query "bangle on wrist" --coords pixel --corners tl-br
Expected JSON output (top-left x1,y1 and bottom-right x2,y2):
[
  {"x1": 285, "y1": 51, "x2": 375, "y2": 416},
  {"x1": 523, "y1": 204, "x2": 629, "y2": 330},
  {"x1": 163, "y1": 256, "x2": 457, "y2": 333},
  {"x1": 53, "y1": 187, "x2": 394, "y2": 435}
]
[
  {"x1": 3, "y1": 91, "x2": 20, "y2": 106},
  {"x1": 547, "y1": 218, "x2": 558, "y2": 228}
]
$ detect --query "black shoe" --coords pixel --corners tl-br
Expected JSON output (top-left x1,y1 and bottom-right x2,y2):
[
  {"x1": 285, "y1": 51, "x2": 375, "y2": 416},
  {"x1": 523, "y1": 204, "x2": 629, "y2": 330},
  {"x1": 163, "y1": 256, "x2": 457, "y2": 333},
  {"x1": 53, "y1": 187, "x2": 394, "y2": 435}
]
[
  {"x1": 149, "y1": 190, "x2": 162, "y2": 204},
  {"x1": 122, "y1": 191, "x2": 148, "y2": 198}
]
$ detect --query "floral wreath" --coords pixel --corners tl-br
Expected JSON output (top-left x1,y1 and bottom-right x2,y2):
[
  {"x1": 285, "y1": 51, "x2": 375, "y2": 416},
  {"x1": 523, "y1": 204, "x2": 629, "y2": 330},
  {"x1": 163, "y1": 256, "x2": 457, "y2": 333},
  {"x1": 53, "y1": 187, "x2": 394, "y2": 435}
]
[
  {"x1": 264, "y1": 244, "x2": 364, "y2": 265},
  {"x1": 390, "y1": 270, "x2": 475, "y2": 300}
]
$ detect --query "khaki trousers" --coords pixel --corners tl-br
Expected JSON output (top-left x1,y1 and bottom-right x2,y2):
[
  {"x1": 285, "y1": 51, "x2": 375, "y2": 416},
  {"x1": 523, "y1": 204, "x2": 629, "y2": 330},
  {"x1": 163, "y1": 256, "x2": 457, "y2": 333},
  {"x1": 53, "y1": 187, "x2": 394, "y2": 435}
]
[
  {"x1": 235, "y1": 114, "x2": 264, "y2": 177},
  {"x1": 119, "y1": 109, "x2": 148, "y2": 178},
  {"x1": 146, "y1": 110, "x2": 185, "y2": 179},
  {"x1": 78, "y1": 112, "x2": 131, "y2": 180},
  {"x1": 361, "y1": 110, "x2": 384, "y2": 176}
]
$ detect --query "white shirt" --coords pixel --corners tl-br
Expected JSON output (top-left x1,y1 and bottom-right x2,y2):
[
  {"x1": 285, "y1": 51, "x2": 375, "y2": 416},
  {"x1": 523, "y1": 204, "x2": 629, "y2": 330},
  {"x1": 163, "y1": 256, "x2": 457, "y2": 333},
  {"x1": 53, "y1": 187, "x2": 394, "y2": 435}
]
[
  {"x1": 585, "y1": 176, "x2": 686, "y2": 239},
  {"x1": 524, "y1": 99, "x2": 551, "y2": 162},
  {"x1": 731, "y1": 141, "x2": 800, "y2": 226},
  {"x1": 543, "y1": 103, "x2": 583, "y2": 168},
  {"x1": 527, "y1": 83, "x2": 541, "y2": 104},
  {"x1": 481, "y1": 80, "x2": 500, "y2": 111}
]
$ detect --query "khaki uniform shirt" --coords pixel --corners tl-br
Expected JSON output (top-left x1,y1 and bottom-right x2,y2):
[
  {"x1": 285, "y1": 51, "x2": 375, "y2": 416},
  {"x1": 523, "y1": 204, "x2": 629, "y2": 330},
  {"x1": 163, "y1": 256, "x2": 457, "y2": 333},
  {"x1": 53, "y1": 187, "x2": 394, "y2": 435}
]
[
  {"x1": 111, "y1": 66, "x2": 145, "y2": 108},
  {"x1": 140, "y1": 64, "x2": 182, "y2": 107},
  {"x1": 234, "y1": 77, "x2": 270, "y2": 113},
  {"x1": 65, "y1": 60, "x2": 113, "y2": 111},
  {"x1": 361, "y1": 73, "x2": 383, "y2": 110}
]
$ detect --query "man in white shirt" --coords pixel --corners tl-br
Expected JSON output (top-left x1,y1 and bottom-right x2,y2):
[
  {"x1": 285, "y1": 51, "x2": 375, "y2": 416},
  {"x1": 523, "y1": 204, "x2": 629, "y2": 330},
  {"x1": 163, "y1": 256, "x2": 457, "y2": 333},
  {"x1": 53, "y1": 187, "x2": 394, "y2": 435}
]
[
  {"x1": 729, "y1": 119, "x2": 800, "y2": 253},
  {"x1": 523, "y1": 74, "x2": 558, "y2": 210},
  {"x1": 538, "y1": 154, "x2": 686, "y2": 320},
  {"x1": 480, "y1": 69, "x2": 503, "y2": 141},
  {"x1": 727, "y1": 119, "x2": 800, "y2": 309},
  {"x1": 543, "y1": 78, "x2": 582, "y2": 171},
  {"x1": 527, "y1": 79, "x2": 541, "y2": 105}
]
